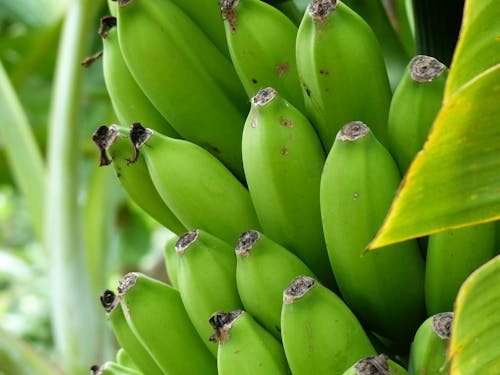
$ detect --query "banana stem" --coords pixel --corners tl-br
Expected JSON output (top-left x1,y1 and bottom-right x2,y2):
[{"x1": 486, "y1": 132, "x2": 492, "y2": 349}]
[{"x1": 44, "y1": 0, "x2": 105, "y2": 373}]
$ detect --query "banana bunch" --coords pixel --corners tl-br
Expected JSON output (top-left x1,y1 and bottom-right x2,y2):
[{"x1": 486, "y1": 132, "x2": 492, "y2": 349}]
[{"x1": 91, "y1": 0, "x2": 499, "y2": 374}]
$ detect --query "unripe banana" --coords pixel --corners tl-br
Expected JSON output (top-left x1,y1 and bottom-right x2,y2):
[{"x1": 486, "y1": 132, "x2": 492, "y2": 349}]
[
  {"x1": 234, "y1": 230, "x2": 317, "y2": 339},
  {"x1": 115, "y1": 348, "x2": 138, "y2": 372},
  {"x1": 128, "y1": 123, "x2": 260, "y2": 245},
  {"x1": 242, "y1": 87, "x2": 335, "y2": 288},
  {"x1": 281, "y1": 275, "x2": 376, "y2": 374},
  {"x1": 175, "y1": 229, "x2": 243, "y2": 356},
  {"x1": 99, "y1": 290, "x2": 164, "y2": 375},
  {"x1": 388, "y1": 55, "x2": 448, "y2": 173},
  {"x1": 99, "y1": 16, "x2": 179, "y2": 138},
  {"x1": 210, "y1": 310, "x2": 291, "y2": 374},
  {"x1": 91, "y1": 124, "x2": 186, "y2": 235},
  {"x1": 408, "y1": 312, "x2": 453, "y2": 375},
  {"x1": 296, "y1": 0, "x2": 392, "y2": 151},
  {"x1": 342, "y1": 354, "x2": 408, "y2": 375},
  {"x1": 163, "y1": 234, "x2": 180, "y2": 288},
  {"x1": 320, "y1": 121, "x2": 426, "y2": 343},
  {"x1": 220, "y1": 0, "x2": 304, "y2": 112},
  {"x1": 117, "y1": 272, "x2": 217, "y2": 375},
  {"x1": 425, "y1": 223, "x2": 497, "y2": 315},
  {"x1": 90, "y1": 362, "x2": 142, "y2": 375},
  {"x1": 116, "y1": 0, "x2": 247, "y2": 178}
]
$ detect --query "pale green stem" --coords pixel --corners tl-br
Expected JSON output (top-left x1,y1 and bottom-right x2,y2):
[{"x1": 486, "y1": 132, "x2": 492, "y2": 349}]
[
  {"x1": 45, "y1": 0, "x2": 104, "y2": 373},
  {"x1": 0, "y1": 60, "x2": 45, "y2": 241}
]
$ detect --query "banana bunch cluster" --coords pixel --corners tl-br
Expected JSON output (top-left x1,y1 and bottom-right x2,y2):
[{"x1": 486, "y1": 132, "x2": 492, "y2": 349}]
[{"x1": 90, "y1": 0, "x2": 498, "y2": 374}]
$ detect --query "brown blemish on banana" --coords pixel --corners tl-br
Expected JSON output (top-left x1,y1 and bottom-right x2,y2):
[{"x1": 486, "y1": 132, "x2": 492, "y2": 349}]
[
  {"x1": 127, "y1": 122, "x2": 153, "y2": 164},
  {"x1": 432, "y1": 312, "x2": 454, "y2": 339},
  {"x1": 92, "y1": 124, "x2": 120, "y2": 166},
  {"x1": 253, "y1": 87, "x2": 277, "y2": 106},
  {"x1": 281, "y1": 147, "x2": 289, "y2": 155},
  {"x1": 276, "y1": 63, "x2": 289, "y2": 77},
  {"x1": 251, "y1": 78, "x2": 258, "y2": 84},
  {"x1": 283, "y1": 275, "x2": 316, "y2": 304},
  {"x1": 209, "y1": 309, "x2": 243, "y2": 344},
  {"x1": 176, "y1": 229, "x2": 199, "y2": 255},
  {"x1": 290, "y1": 134, "x2": 296, "y2": 141},
  {"x1": 220, "y1": 0, "x2": 239, "y2": 34},
  {"x1": 279, "y1": 116, "x2": 294, "y2": 128},
  {"x1": 235, "y1": 230, "x2": 260, "y2": 256},
  {"x1": 354, "y1": 354, "x2": 390, "y2": 375},
  {"x1": 319, "y1": 69, "x2": 329, "y2": 75},
  {"x1": 337, "y1": 121, "x2": 369, "y2": 142},
  {"x1": 410, "y1": 55, "x2": 446, "y2": 83},
  {"x1": 117, "y1": 272, "x2": 138, "y2": 295}
]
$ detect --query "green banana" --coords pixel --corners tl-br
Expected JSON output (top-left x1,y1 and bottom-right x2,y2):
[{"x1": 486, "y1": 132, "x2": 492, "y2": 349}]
[
  {"x1": 342, "y1": 0, "x2": 411, "y2": 90},
  {"x1": 91, "y1": 124, "x2": 186, "y2": 235},
  {"x1": 425, "y1": 223, "x2": 497, "y2": 315},
  {"x1": 117, "y1": 272, "x2": 217, "y2": 374},
  {"x1": 388, "y1": 55, "x2": 447, "y2": 173},
  {"x1": 281, "y1": 275, "x2": 376, "y2": 374},
  {"x1": 408, "y1": 312, "x2": 453, "y2": 375},
  {"x1": 295, "y1": 0, "x2": 392, "y2": 151},
  {"x1": 115, "y1": 348, "x2": 138, "y2": 372},
  {"x1": 116, "y1": 0, "x2": 247, "y2": 178},
  {"x1": 242, "y1": 87, "x2": 335, "y2": 288},
  {"x1": 220, "y1": 0, "x2": 304, "y2": 112},
  {"x1": 175, "y1": 229, "x2": 243, "y2": 356},
  {"x1": 163, "y1": 233, "x2": 180, "y2": 288},
  {"x1": 99, "y1": 289, "x2": 164, "y2": 375},
  {"x1": 128, "y1": 123, "x2": 260, "y2": 246},
  {"x1": 235, "y1": 230, "x2": 317, "y2": 339},
  {"x1": 320, "y1": 121, "x2": 426, "y2": 343},
  {"x1": 342, "y1": 354, "x2": 408, "y2": 375},
  {"x1": 90, "y1": 362, "x2": 142, "y2": 375},
  {"x1": 99, "y1": 16, "x2": 179, "y2": 137},
  {"x1": 210, "y1": 309, "x2": 291, "y2": 374}
]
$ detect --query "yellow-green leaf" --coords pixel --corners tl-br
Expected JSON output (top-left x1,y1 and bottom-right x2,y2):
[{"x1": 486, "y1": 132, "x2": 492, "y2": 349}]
[{"x1": 448, "y1": 255, "x2": 500, "y2": 374}]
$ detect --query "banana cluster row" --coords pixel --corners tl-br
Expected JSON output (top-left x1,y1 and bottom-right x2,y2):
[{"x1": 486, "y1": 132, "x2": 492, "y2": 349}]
[{"x1": 90, "y1": 0, "x2": 498, "y2": 374}]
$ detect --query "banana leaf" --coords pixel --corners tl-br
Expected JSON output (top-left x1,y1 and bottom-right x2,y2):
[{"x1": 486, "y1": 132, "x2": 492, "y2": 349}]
[
  {"x1": 369, "y1": 0, "x2": 500, "y2": 248},
  {"x1": 448, "y1": 255, "x2": 500, "y2": 374}
]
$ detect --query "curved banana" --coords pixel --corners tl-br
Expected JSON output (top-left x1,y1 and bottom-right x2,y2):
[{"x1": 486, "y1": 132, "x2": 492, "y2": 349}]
[
  {"x1": 408, "y1": 312, "x2": 453, "y2": 375},
  {"x1": 320, "y1": 121, "x2": 426, "y2": 343},
  {"x1": 99, "y1": 16, "x2": 179, "y2": 137},
  {"x1": 388, "y1": 55, "x2": 447, "y2": 173},
  {"x1": 116, "y1": 0, "x2": 247, "y2": 178},
  {"x1": 220, "y1": 0, "x2": 304, "y2": 112},
  {"x1": 342, "y1": 354, "x2": 408, "y2": 375},
  {"x1": 175, "y1": 229, "x2": 243, "y2": 356},
  {"x1": 425, "y1": 223, "x2": 497, "y2": 315},
  {"x1": 99, "y1": 289, "x2": 164, "y2": 375},
  {"x1": 281, "y1": 275, "x2": 376, "y2": 374},
  {"x1": 91, "y1": 124, "x2": 186, "y2": 235},
  {"x1": 90, "y1": 362, "x2": 142, "y2": 375},
  {"x1": 210, "y1": 309, "x2": 291, "y2": 374},
  {"x1": 242, "y1": 87, "x2": 335, "y2": 288},
  {"x1": 163, "y1": 233, "x2": 180, "y2": 288},
  {"x1": 117, "y1": 272, "x2": 217, "y2": 374},
  {"x1": 235, "y1": 230, "x2": 317, "y2": 339},
  {"x1": 296, "y1": 0, "x2": 392, "y2": 151},
  {"x1": 128, "y1": 123, "x2": 260, "y2": 245}
]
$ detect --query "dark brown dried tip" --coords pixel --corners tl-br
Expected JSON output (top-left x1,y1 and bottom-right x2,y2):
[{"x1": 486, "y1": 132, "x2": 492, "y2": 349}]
[
  {"x1": 220, "y1": 0, "x2": 239, "y2": 33},
  {"x1": 176, "y1": 229, "x2": 199, "y2": 255},
  {"x1": 252, "y1": 87, "x2": 278, "y2": 107},
  {"x1": 354, "y1": 354, "x2": 390, "y2": 375},
  {"x1": 99, "y1": 289, "x2": 120, "y2": 314},
  {"x1": 92, "y1": 124, "x2": 120, "y2": 166},
  {"x1": 117, "y1": 272, "x2": 138, "y2": 295},
  {"x1": 127, "y1": 122, "x2": 153, "y2": 164},
  {"x1": 337, "y1": 121, "x2": 370, "y2": 142},
  {"x1": 81, "y1": 50, "x2": 103, "y2": 68},
  {"x1": 235, "y1": 230, "x2": 260, "y2": 257},
  {"x1": 283, "y1": 275, "x2": 316, "y2": 305},
  {"x1": 90, "y1": 364, "x2": 101, "y2": 375},
  {"x1": 308, "y1": 0, "x2": 338, "y2": 21},
  {"x1": 431, "y1": 312, "x2": 454, "y2": 339},
  {"x1": 410, "y1": 55, "x2": 446, "y2": 83},
  {"x1": 209, "y1": 309, "x2": 243, "y2": 344},
  {"x1": 99, "y1": 16, "x2": 117, "y2": 39}
]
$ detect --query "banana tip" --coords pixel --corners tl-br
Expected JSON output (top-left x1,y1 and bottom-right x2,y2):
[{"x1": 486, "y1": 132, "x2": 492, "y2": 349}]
[
  {"x1": 432, "y1": 312, "x2": 454, "y2": 339},
  {"x1": 337, "y1": 121, "x2": 370, "y2": 142},
  {"x1": 283, "y1": 275, "x2": 316, "y2": 304},
  {"x1": 354, "y1": 354, "x2": 390, "y2": 375},
  {"x1": 176, "y1": 230, "x2": 199, "y2": 255},
  {"x1": 209, "y1": 309, "x2": 243, "y2": 344},
  {"x1": 117, "y1": 272, "x2": 138, "y2": 296},
  {"x1": 410, "y1": 55, "x2": 447, "y2": 83},
  {"x1": 235, "y1": 230, "x2": 260, "y2": 256}
]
